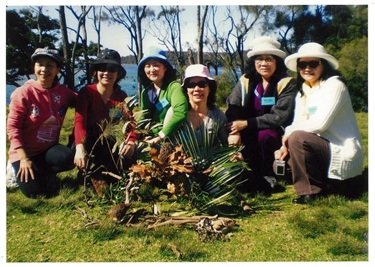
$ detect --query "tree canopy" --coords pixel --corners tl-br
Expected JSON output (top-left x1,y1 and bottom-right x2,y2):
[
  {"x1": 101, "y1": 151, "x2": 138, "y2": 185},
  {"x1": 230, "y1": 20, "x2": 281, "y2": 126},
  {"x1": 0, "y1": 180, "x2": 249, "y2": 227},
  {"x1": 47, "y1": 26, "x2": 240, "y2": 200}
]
[{"x1": 6, "y1": 5, "x2": 368, "y2": 111}]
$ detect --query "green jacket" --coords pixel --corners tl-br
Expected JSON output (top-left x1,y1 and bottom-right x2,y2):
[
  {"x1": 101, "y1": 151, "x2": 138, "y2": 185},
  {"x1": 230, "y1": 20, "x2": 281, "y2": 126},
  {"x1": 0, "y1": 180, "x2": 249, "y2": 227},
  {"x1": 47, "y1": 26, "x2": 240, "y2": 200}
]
[{"x1": 140, "y1": 81, "x2": 188, "y2": 138}]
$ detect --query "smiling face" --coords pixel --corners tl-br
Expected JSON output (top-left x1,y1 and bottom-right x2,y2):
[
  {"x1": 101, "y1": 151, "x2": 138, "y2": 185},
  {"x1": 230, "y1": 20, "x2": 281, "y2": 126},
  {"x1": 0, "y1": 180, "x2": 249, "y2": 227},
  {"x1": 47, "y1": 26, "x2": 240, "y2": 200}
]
[
  {"x1": 297, "y1": 57, "x2": 324, "y2": 87},
  {"x1": 186, "y1": 77, "x2": 210, "y2": 106},
  {"x1": 144, "y1": 59, "x2": 167, "y2": 88},
  {"x1": 254, "y1": 54, "x2": 277, "y2": 80},
  {"x1": 34, "y1": 57, "x2": 60, "y2": 88},
  {"x1": 95, "y1": 64, "x2": 119, "y2": 88}
]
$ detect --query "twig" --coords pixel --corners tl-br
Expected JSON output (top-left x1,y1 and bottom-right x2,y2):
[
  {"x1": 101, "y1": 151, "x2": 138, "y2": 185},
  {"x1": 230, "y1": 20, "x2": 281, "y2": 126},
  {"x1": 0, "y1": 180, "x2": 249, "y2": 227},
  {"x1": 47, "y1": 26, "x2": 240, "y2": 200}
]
[
  {"x1": 74, "y1": 206, "x2": 88, "y2": 218},
  {"x1": 124, "y1": 176, "x2": 134, "y2": 204},
  {"x1": 147, "y1": 218, "x2": 199, "y2": 229},
  {"x1": 167, "y1": 243, "x2": 183, "y2": 258},
  {"x1": 83, "y1": 221, "x2": 99, "y2": 227},
  {"x1": 101, "y1": 171, "x2": 122, "y2": 180},
  {"x1": 169, "y1": 215, "x2": 219, "y2": 220}
]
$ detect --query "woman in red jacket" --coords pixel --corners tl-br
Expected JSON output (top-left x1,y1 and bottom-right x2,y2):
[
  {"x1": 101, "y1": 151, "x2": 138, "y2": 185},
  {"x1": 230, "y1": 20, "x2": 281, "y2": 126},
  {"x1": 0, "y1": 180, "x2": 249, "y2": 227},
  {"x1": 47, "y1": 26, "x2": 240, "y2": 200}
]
[
  {"x1": 7, "y1": 47, "x2": 77, "y2": 198},
  {"x1": 73, "y1": 49, "x2": 136, "y2": 191}
]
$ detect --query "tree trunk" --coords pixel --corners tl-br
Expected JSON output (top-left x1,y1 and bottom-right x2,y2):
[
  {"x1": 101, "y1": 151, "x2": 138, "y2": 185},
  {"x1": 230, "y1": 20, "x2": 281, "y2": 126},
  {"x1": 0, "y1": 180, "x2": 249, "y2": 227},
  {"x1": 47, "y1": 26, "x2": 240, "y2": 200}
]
[
  {"x1": 197, "y1": 6, "x2": 208, "y2": 64},
  {"x1": 58, "y1": 6, "x2": 74, "y2": 90}
]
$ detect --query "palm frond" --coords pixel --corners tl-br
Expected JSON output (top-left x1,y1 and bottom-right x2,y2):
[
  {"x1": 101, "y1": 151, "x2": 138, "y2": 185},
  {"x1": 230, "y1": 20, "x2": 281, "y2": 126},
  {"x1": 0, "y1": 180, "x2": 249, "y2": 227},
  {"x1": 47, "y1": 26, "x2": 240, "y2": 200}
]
[{"x1": 173, "y1": 120, "x2": 248, "y2": 212}]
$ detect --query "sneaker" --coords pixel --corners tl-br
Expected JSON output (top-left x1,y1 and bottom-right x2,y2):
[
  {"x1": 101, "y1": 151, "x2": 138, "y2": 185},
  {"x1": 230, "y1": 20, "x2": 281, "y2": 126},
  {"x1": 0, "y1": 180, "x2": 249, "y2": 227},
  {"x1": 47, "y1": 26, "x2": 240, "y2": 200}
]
[{"x1": 6, "y1": 160, "x2": 18, "y2": 189}]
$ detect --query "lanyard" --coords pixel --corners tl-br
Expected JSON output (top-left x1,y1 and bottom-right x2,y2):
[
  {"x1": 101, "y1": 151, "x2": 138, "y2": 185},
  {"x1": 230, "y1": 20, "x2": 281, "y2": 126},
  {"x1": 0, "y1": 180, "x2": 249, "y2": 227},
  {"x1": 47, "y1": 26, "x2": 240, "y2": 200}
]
[{"x1": 254, "y1": 83, "x2": 264, "y2": 99}]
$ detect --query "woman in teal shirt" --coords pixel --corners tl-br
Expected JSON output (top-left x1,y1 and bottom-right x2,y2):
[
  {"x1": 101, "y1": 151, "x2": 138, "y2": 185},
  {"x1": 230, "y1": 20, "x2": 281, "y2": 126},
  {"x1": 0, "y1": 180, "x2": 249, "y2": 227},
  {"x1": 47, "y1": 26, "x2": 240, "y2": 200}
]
[{"x1": 138, "y1": 46, "x2": 188, "y2": 144}]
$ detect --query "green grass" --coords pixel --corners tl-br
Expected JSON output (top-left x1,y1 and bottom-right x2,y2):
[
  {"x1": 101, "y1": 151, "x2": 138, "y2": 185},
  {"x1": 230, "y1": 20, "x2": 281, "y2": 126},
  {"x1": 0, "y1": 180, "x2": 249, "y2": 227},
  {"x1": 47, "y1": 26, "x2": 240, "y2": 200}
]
[{"x1": 5, "y1": 110, "x2": 369, "y2": 262}]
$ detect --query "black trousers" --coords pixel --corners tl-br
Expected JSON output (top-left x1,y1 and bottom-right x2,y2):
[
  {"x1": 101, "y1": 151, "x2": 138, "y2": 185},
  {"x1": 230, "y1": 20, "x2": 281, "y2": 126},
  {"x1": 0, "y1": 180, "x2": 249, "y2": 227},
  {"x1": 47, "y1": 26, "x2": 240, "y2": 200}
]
[{"x1": 13, "y1": 144, "x2": 75, "y2": 198}]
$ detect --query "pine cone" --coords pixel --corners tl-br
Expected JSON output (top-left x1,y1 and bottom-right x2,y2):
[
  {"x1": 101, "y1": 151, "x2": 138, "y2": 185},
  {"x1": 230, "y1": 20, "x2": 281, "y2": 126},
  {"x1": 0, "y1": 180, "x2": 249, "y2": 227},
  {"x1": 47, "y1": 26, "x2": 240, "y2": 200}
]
[
  {"x1": 158, "y1": 142, "x2": 175, "y2": 162},
  {"x1": 90, "y1": 177, "x2": 109, "y2": 196},
  {"x1": 108, "y1": 203, "x2": 131, "y2": 222}
]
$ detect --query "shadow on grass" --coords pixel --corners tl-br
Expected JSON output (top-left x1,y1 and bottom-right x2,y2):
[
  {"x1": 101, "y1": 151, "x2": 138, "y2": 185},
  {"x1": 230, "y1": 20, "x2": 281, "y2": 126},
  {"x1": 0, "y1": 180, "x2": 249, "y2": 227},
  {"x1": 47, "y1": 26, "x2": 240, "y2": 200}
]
[
  {"x1": 328, "y1": 168, "x2": 368, "y2": 199},
  {"x1": 60, "y1": 174, "x2": 84, "y2": 192}
]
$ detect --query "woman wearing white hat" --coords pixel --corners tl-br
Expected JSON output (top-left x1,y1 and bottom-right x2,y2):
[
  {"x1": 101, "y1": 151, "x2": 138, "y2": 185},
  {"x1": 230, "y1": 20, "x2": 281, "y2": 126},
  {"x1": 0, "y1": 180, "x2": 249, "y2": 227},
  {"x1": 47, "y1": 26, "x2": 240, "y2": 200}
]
[
  {"x1": 181, "y1": 64, "x2": 228, "y2": 147},
  {"x1": 275, "y1": 42, "x2": 364, "y2": 204},
  {"x1": 226, "y1": 36, "x2": 297, "y2": 192}
]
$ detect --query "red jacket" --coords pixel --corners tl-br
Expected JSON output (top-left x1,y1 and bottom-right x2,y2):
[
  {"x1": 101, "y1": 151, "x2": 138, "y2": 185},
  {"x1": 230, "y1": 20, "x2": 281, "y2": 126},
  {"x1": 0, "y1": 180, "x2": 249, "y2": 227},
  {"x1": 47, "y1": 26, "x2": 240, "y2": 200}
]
[
  {"x1": 7, "y1": 79, "x2": 77, "y2": 163},
  {"x1": 74, "y1": 84, "x2": 137, "y2": 146}
]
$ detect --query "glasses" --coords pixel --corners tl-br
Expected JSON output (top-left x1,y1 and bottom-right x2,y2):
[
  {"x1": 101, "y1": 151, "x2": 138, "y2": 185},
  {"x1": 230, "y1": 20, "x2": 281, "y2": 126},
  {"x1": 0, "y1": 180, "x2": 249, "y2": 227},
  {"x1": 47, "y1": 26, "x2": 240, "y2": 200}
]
[
  {"x1": 96, "y1": 64, "x2": 119, "y2": 72},
  {"x1": 297, "y1": 60, "x2": 321, "y2": 69},
  {"x1": 186, "y1": 81, "x2": 208, "y2": 88},
  {"x1": 255, "y1": 56, "x2": 275, "y2": 64}
]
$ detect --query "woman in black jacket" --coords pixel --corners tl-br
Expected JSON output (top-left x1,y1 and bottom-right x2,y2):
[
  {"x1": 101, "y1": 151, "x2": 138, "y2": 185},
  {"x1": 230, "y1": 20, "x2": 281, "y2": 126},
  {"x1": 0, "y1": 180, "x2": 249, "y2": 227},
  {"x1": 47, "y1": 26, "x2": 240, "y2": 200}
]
[{"x1": 226, "y1": 36, "x2": 297, "y2": 192}]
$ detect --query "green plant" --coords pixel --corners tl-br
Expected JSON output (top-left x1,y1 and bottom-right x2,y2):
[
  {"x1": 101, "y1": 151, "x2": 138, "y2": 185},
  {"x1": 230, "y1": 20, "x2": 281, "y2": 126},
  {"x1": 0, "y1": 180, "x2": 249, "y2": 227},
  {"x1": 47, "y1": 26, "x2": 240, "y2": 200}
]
[{"x1": 173, "y1": 120, "x2": 249, "y2": 213}]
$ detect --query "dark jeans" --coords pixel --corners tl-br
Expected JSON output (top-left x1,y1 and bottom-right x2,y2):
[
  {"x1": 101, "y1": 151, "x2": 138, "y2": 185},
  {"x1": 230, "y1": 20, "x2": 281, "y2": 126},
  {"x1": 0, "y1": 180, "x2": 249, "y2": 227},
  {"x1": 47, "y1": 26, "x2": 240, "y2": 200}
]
[
  {"x1": 84, "y1": 135, "x2": 135, "y2": 184},
  {"x1": 13, "y1": 144, "x2": 75, "y2": 198}
]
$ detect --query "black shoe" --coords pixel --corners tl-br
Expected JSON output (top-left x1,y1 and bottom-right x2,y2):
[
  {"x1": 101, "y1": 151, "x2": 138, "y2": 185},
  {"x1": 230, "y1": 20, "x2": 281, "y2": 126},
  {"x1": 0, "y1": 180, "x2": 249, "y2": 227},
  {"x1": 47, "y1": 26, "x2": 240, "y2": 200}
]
[
  {"x1": 292, "y1": 194, "x2": 316, "y2": 204},
  {"x1": 264, "y1": 176, "x2": 277, "y2": 188}
]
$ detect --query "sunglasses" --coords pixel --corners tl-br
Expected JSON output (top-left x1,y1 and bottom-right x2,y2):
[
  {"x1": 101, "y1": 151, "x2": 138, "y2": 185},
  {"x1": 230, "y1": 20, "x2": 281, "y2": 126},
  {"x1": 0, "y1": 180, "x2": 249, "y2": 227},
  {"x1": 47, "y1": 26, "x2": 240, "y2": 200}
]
[
  {"x1": 297, "y1": 60, "x2": 321, "y2": 69},
  {"x1": 186, "y1": 81, "x2": 208, "y2": 88},
  {"x1": 96, "y1": 64, "x2": 120, "y2": 72}
]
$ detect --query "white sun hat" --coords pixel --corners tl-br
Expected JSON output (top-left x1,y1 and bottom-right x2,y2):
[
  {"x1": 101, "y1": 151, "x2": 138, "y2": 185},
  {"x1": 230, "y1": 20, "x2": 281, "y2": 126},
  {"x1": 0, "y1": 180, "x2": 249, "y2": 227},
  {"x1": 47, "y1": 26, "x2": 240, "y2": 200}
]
[
  {"x1": 246, "y1": 36, "x2": 287, "y2": 59},
  {"x1": 284, "y1": 42, "x2": 339, "y2": 72}
]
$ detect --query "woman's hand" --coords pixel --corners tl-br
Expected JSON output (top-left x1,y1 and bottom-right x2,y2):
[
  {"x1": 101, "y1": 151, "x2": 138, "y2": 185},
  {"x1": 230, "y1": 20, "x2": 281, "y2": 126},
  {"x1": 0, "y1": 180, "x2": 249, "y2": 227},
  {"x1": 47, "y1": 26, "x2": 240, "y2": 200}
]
[
  {"x1": 17, "y1": 158, "x2": 35, "y2": 183},
  {"x1": 145, "y1": 136, "x2": 162, "y2": 145},
  {"x1": 228, "y1": 133, "x2": 242, "y2": 146},
  {"x1": 274, "y1": 135, "x2": 290, "y2": 161},
  {"x1": 119, "y1": 141, "x2": 136, "y2": 158},
  {"x1": 74, "y1": 144, "x2": 88, "y2": 169},
  {"x1": 226, "y1": 120, "x2": 247, "y2": 135},
  {"x1": 274, "y1": 146, "x2": 288, "y2": 161}
]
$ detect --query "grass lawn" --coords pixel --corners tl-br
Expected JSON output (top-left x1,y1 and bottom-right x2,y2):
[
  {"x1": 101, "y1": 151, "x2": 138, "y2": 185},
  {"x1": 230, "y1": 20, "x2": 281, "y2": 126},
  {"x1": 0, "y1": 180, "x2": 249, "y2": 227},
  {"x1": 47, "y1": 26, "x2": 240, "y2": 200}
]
[{"x1": 4, "y1": 110, "x2": 369, "y2": 263}]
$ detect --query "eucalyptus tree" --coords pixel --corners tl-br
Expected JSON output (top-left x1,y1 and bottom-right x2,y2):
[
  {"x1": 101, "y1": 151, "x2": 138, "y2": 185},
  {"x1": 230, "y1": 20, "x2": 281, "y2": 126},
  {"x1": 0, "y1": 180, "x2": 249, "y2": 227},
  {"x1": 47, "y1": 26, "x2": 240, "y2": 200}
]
[
  {"x1": 271, "y1": 5, "x2": 368, "y2": 112},
  {"x1": 6, "y1": 7, "x2": 60, "y2": 87},
  {"x1": 104, "y1": 5, "x2": 150, "y2": 98},
  {"x1": 105, "y1": 6, "x2": 149, "y2": 65},
  {"x1": 219, "y1": 5, "x2": 270, "y2": 78},
  {"x1": 204, "y1": 6, "x2": 223, "y2": 76},
  {"x1": 147, "y1": 5, "x2": 186, "y2": 78},
  {"x1": 89, "y1": 6, "x2": 104, "y2": 55},
  {"x1": 63, "y1": 6, "x2": 93, "y2": 89},
  {"x1": 197, "y1": 5, "x2": 209, "y2": 64}
]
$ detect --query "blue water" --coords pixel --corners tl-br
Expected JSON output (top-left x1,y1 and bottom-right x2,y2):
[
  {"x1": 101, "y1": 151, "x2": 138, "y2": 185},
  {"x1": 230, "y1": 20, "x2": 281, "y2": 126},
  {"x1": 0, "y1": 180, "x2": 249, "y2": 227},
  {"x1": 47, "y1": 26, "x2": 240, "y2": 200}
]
[
  {"x1": 6, "y1": 64, "x2": 238, "y2": 105},
  {"x1": 6, "y1": 64, "x2": 139, "y2": 105}
]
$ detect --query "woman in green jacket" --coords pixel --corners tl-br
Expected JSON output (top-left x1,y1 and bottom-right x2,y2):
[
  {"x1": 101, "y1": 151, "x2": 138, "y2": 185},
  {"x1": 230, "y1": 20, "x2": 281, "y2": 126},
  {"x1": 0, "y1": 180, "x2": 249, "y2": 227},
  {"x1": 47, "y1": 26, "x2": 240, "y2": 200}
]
[{"x1": 138, "y1": 46, "x2": 188, "y2": 145}]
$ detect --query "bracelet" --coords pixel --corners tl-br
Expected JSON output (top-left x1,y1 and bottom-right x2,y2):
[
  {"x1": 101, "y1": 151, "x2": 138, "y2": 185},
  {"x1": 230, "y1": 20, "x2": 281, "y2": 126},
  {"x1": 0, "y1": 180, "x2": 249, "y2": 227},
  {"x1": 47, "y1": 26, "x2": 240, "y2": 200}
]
[{"x1": 20, "y1": 158, "x2": 30, "y2": 163}]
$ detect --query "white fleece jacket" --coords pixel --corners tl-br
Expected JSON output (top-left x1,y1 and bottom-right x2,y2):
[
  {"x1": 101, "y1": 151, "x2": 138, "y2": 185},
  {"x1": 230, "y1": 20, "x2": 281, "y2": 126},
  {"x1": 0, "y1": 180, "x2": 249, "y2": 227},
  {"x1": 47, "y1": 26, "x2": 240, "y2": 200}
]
[{"x1": 284, "y1": 76, "x2": 363, "y2": 180}]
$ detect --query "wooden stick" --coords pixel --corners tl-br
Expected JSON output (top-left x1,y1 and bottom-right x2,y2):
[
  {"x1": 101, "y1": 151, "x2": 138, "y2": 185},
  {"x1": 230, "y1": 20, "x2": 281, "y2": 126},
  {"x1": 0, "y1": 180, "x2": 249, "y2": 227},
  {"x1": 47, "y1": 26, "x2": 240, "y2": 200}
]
[{"x1": 147, "y1": 219, "x2": 199, "y2": 229}]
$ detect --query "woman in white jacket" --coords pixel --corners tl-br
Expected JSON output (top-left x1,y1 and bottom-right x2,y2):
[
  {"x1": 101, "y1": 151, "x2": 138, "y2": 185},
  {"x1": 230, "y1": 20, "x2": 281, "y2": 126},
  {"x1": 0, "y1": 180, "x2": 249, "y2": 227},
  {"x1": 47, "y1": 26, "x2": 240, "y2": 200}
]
[{"x1": 274, "y1": 42, "x2": 363, "y2": 204}]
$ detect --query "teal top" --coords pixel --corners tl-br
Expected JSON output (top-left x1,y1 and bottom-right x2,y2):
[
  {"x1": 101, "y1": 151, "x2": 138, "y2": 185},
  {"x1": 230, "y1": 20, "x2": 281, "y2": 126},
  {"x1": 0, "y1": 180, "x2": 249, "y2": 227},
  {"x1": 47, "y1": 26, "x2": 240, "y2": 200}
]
[{"x1": 140, "y1": 81, "x2": 188, "y2": 138}]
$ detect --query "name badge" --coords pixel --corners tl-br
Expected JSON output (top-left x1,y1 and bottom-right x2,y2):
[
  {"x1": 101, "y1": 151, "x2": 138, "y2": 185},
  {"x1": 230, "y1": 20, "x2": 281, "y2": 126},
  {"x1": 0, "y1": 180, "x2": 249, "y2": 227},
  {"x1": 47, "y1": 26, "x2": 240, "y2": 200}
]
[
  {"x1": 307, "y1": 106, "x2": 317, "y2": 115},
  {"x1": 261, "y1": 97, "x2": 275, "y2": 106},
  {"x1": 155, "y1": 98, "x2": 170, "y2": 111}
]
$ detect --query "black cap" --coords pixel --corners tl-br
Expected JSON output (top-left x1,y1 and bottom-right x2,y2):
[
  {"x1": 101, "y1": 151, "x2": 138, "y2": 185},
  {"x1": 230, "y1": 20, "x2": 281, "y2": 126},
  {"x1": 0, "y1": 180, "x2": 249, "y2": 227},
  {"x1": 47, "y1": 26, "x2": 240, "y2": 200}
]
[
  {"x1": 91, "y1": 49, "x2": 126, "y2": 80},
  {"x1": 31, "y1": 47, "x2": 64, "y2": 67}
]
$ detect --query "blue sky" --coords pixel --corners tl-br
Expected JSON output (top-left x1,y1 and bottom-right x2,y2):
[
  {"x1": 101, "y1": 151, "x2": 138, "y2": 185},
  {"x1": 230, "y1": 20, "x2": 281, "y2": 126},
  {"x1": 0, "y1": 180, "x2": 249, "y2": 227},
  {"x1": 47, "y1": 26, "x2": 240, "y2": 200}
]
[{"x1": 4, "y1": 4, "x2": 258, "y2": 57}]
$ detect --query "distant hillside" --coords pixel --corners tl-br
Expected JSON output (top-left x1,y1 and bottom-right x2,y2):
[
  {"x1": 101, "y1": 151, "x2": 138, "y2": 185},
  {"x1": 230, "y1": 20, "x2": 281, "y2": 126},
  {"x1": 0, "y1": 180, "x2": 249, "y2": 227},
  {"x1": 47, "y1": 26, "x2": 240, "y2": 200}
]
[{"x1": 121, "y1": 50, "x2": 248, "y2": 68}]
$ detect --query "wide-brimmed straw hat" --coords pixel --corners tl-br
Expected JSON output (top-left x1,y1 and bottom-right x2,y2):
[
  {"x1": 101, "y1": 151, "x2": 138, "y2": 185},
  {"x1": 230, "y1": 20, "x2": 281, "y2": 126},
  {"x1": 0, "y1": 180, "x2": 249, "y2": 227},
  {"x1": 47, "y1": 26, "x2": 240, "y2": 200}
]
[
  {"x1": 31, "y1": 47, "x2": 64, "y2": 67},
  {"x1": 284, "y1": 42, "x2": 339, "y2": 72},
  {"x1": 91, "y1": 49, "x2": 126, "y2": 80},
  {"x1": 246, "y1": 36, "x2": 287, "y2": 59},
  {"x1": 182, "y1": 64, "x2": 216, "y2": 87},
  {"x1": 137, "y1": 46, "x2": 173, "y2": 72}
]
